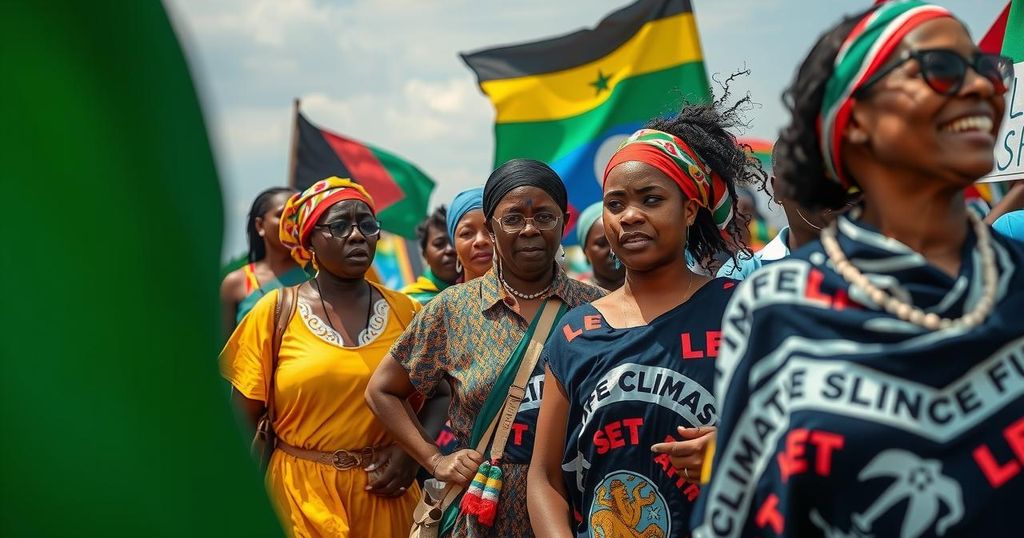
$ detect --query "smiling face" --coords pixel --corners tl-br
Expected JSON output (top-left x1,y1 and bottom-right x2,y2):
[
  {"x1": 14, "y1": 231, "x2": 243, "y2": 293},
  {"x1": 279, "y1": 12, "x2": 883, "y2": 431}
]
[
  {"x1": 308, "y1": 199, "x2": 378, "y2": 279},
  {"x1": 844, "y1": 18, "x2": 1005, "y2": 189},
  {"x1": 487, "y1": 186, "x2": 564, "y2": 281},
  {"x1": 452, "y1": 209, "x2": 493, "y2": 280},
  {"x1": 603, "y1": 161, "x2": 698, "y2": 272}
]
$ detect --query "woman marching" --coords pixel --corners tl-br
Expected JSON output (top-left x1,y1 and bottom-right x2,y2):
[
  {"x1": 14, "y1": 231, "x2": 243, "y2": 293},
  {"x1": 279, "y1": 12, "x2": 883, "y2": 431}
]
[
  {"x1": 528, "y1": 99, "x2": 762, "y2": 537},
  {"x1": 694, "y1": 3, "x2": 1023, "y2": 537},
  {"x1": 220, "y1": 186, "x2": 307, "y2": 338},
  {"x1": 221, "y1": 177, "x2": 449, "y2": 537},
  {"x1": 365, "y1": 160, "x2": 604, "y2": 537},
  {"x1": 447, "y1": 186, "x2": 494, "y2": 283}
]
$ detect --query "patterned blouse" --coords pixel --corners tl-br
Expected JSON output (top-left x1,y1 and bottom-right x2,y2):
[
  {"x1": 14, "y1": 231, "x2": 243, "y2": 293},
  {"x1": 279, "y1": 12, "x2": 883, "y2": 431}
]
[{"x1": 390, "y1": 266, "x2": 605, "y2": 538}]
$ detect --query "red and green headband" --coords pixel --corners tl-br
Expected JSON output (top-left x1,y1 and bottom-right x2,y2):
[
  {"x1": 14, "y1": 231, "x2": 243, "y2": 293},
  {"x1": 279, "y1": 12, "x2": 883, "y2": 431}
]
[
  {"x1": 820, "y1": 1, "x2": 954, "y2": 187},
  {"x1": 603, "y1": 129, "x2": 734, "y2": 230}
]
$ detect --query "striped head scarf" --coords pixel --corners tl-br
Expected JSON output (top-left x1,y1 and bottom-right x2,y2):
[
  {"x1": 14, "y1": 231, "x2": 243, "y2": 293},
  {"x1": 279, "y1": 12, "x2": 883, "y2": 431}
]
[
  {"x1": 820, "y1": 1, "x2": 953, "y2": 187},
  {"x1": 604, "y1": 129, "x2": 733, "y2": 230},
  {"x1": 279, "y1": 177, "x2": 375, "y2": 265}
]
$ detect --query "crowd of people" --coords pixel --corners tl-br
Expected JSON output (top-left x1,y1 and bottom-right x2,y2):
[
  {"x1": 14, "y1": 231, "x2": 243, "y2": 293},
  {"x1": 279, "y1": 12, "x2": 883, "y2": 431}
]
[{"x1": 219, "y1": 3, "x2": 1023, "y2": 537}]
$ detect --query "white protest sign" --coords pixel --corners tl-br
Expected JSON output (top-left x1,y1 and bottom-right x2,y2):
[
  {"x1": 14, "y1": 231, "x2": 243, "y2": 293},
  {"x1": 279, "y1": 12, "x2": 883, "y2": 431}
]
[{"x1": 980, "y1": 60, "x2": 1024, "y2": 183}]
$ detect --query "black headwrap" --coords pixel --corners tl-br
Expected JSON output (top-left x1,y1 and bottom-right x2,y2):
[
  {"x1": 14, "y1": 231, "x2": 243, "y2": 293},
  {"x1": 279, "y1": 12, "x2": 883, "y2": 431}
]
[{"x1": 482, "y1": 159, "x2": 568, "y2": 220}]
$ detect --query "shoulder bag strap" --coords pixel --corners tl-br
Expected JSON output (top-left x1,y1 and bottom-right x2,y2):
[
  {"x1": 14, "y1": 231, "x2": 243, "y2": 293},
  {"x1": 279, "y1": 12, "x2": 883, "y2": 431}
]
[
  {"x1": 486, "y1": 299, "x2": 562, "y2": 461},
  {"x1": 427, "y1": 299, "x2": 564, "y2": 515},
  {"x1": 267, "y1": 286, "x2": 298, "y2": 423}
]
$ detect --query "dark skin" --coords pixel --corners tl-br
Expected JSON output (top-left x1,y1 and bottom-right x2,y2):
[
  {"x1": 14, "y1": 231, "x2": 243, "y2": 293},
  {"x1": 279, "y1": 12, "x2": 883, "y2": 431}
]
[
  {"x1": 231, "y1": 199, "x2": 450, "y2": 497},
  {"x1": 583, "y1": 218, "x2": 625, "y2": 291},
  {"x1": 528, "y1": 162, "x2": 715, "y2": 535},
  {"x1": 365, "y1": 186, "x2": 566, "y2": 488},
  {"x1": 771, "y1": 174, "x2": 839, "y2": 251},
  {"x1": 452, "y1": 209, "x2": 494, "y2": 282},
  {"x1": 220, "y1": 191, "x2": 300, "y2": 340},
  {"x1": 423, "y1": 223, "x2": 458, "y2": 284},
  {"x1": 843, "y1": 18, "x2": 1005, "y2": 278}
]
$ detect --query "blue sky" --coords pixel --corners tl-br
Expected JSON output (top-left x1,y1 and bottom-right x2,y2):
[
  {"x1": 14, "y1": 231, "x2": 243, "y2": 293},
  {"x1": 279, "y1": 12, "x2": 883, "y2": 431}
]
[{"x1": 164, "y1": 0, "x2": 1004, "y2": 258}]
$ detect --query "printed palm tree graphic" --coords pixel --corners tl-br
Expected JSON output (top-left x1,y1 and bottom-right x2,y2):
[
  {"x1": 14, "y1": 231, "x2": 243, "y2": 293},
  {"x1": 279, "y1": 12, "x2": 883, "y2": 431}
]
[{"x1": 851, "y1": 450, "x2": 963, "y2": 538}]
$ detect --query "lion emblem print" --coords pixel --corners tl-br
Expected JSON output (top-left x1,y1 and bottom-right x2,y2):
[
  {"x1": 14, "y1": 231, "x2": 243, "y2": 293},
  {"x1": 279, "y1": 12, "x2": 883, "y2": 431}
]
[{"x1": 589, "y1": 471, "x2": 670, "y2": 538}]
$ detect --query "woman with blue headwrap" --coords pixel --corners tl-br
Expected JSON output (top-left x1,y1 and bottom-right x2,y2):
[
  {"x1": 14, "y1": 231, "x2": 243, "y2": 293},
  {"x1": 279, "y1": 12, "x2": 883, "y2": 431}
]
[
  {"x1": 447, "y1": 187, "x2": 494, "y2": 282},
  {"x1": 575, "y1": 201, "x2": 625, "y2": 291}
]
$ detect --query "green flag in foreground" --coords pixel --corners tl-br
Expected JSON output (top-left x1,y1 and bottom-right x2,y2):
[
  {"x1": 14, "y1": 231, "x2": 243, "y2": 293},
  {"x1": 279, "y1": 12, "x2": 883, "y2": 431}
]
[{"x1": 2, "y1": 2, "x2": 279, "y2": 536}]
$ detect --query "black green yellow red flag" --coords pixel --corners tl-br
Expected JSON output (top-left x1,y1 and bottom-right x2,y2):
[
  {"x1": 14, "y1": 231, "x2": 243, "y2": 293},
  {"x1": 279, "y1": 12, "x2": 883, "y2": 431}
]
[
  {"x1": 293, "y1": 111, "x2": 436, "y2": 239},
  {"x1": 461, "y1": 0, "x2": 711, "y2": 243},
  {"x1": 2, "y1": 2, "x2": 279, "y2": 535}
]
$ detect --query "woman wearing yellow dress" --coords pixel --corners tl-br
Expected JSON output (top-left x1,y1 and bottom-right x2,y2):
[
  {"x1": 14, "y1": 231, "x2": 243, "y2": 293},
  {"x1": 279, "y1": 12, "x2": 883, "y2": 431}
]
[{"x1": 221, "y1": 177, "x2": 449, "y2": 537}]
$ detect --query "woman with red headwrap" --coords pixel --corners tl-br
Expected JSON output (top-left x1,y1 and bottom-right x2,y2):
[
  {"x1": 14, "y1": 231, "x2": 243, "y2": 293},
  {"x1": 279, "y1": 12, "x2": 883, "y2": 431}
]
[
  {"x1": 693, "y1": 3, "x2": 1022, "y2": 537},
  {"x1": 221, "y1": 177, "x2": 450, "y2": 537},
  {"x1": 527, "y1": 100, "x2": 763, "y2": 537}
]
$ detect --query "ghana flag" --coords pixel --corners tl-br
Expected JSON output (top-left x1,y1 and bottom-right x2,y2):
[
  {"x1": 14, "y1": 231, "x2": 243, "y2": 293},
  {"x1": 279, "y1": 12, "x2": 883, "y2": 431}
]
[
  {"x1": 462, "y1": 0, "x2": 711, "y2": 244},
  {"x1": 293, "y1": 109, "x2": 435, "y2": 239}
]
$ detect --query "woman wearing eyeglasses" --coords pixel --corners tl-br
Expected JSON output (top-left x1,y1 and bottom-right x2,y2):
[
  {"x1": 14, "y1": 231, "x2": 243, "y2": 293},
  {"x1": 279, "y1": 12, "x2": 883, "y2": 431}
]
[
  {"x1": 366, "y1": 160, "x2": 604, "y2": 538},
  {"x1": 693, "y1": 3, "x2": 1023, "y2": 537},
  {"x1": 221, "y1": 177, "x2": 449, "y2": 537}
]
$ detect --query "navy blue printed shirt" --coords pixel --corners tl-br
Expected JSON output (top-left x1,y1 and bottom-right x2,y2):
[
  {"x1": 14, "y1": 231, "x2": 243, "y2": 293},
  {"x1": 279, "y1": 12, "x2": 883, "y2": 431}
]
[
  {"x1": 693, "y1": 216, "x2": 1024, "y2": 538},
  {"x1": 546, "y1": 279, "x2": 737, "y2": 537}
]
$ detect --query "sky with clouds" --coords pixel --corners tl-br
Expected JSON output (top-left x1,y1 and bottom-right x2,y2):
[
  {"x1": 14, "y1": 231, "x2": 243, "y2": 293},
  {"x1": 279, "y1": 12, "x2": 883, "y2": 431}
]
[{"x1": 164, "y1": 0, "x2": 1003, "y2": 258}]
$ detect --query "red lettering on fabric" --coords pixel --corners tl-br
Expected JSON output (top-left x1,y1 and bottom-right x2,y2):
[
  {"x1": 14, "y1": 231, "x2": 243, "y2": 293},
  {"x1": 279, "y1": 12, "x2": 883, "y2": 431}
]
[
  {"x1": 810, "y1": 431, "x2": 844, "y2": 477},
  {"x1": 974, "y1": 417, "x2": 1024, "y2": 488},
  {"x1": 682, "y1": 331, "x2": 721, "y2": 360},
  {"x1": 755, "y1": 494, "x2": 785, "y2": 534},
  {"x1": 593, "y1": 418, "x2": 644, "y2": 455},
  {"x1": 778, "y1": 429, "x2": 845, "y2": 482},
  {"x1": 563, "y1": 323, "x2": 583, "y2": 343},
  {"x1": 804, "y1": 268, "x2": 848, "y2": 310},
  {"x1": 583, "y1": 315, "x2": 602, "y2": 331},
  {"x1": 510, "y1": 423, "x2": 528, "y2": 446}
]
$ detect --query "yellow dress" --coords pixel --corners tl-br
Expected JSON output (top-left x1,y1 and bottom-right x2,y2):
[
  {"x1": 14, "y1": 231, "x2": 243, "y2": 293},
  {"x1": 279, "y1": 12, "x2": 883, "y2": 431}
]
[{"x1": 221, "y1": 282, "x2": 422, "y2": 538}]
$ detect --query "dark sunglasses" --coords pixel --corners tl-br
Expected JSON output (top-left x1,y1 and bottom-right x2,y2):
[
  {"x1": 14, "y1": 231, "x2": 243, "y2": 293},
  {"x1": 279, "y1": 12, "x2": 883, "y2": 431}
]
[
  {"x1": 316, "y1": 219, "x2": 382, "y2": 239},
  {"x1": 854, "y1": 48, "x2": 1013, "y2": 97}
]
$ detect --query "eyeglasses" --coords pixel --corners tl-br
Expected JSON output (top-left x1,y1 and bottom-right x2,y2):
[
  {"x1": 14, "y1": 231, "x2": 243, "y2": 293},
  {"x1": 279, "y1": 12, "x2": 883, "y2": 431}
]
[
  {"x1": 855, "y1": 48, "x2": 1013, "y2": 98},
  {"x1": 493, "y1": 212, "x2": 561, "y2": 233},
  {"x1": 316, "y1": 219, "x2": 382, "y2": 239}
]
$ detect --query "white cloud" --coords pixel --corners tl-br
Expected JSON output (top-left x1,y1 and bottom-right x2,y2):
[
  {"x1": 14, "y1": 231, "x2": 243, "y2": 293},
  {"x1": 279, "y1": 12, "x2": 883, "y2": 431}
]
[{"x1": 166, "y1": 0, "x2": 1004, "y2": 258}]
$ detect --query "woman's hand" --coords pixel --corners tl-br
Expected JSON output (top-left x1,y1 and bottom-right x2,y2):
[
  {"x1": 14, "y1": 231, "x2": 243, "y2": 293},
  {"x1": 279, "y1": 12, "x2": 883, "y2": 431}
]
[
  {"x1": 364, "y1": 445, "x2": 419, "y2": 497},
  {"x1": 650, "y1": 426, "x2": 717, "y2": 483},
  {"x1": 428, "y1": 449, "x2": 485, "y2": 487}
]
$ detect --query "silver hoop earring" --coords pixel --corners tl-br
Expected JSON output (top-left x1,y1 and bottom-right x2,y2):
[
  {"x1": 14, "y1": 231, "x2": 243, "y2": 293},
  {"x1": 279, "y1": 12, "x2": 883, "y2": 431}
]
[
  {"x1": 455, "y1": 258, "x2": 463, "y2": 274},
  {"x1": 559, "y1": 244, "x2": 565, "y2": 260}
]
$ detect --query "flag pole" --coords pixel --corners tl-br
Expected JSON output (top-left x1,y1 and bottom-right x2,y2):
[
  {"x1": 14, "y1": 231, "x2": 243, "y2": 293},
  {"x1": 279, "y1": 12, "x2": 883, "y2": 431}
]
[{"x1": 287, "y1": 98, "x2": 300, "y2": 188}]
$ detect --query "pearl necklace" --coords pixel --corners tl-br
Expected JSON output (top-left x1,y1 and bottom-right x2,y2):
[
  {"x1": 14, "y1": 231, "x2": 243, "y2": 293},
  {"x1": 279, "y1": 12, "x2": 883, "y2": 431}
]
[
  {"x1": 498, "y1": 264, "x2": 552, "y2": 300},
  {"x1": 820, "y1": 212, "x2": 998, "y2": 331}
]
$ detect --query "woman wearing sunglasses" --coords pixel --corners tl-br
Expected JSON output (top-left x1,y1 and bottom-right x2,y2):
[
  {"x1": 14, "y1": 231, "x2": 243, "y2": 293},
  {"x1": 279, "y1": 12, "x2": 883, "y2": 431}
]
[
  {"x1": 221, "y1": 177, "x2": 448, "y2": 537},
  {"x1": 366, "y1": 160, "x2": 604, "y2": 537},
  {"x1": 693, "y1": 3, "x2": 1023, "y2": 537}
]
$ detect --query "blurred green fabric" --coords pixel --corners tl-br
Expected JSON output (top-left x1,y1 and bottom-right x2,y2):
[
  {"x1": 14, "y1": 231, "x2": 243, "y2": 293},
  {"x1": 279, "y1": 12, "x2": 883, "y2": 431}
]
[{"x1": 1, "y1": 2, "x2": 280, "y2": 535}]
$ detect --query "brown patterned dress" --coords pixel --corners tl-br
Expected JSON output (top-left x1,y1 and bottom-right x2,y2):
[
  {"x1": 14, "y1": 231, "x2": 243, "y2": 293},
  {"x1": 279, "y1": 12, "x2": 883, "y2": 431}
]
[{"x1": 389, "y1": 267, "x2": 604, "y2": 537}]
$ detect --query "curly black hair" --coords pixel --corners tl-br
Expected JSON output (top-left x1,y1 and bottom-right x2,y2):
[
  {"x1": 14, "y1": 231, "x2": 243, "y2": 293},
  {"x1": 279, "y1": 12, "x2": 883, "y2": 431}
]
[
  {"x1": 247, "y1": 186, "x2": 298, "y2": 263},
  {"x1": 416, "y1": 205, "x2": 448, "y2": 254},
  {"x1": 774, "y1": 6, "x2": 876, "y2": 211},
  {"x1": 645, "y1": 74, "x2": 768, "y2": 270}
]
